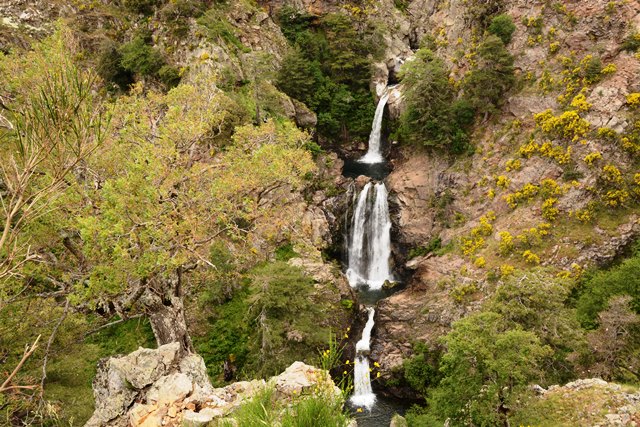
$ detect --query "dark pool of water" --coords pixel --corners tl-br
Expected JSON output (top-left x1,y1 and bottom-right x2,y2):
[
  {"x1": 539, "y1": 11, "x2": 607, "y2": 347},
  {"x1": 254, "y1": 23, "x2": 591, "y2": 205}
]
[
  {"x1": 352, "y1": 283, "x2": 405, "y2": 306},
  {"x1": 342, "y1": 159, "x2": 390, "y2": 181},
  {"x1": 347, "y1": 395, "x2": 410, "y2": 427}
]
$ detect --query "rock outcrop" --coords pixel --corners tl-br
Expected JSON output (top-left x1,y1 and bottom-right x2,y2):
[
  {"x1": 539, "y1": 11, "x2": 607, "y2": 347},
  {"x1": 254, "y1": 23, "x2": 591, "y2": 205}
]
[
  {"x1": 87, "y1": 343, "x2": 341, "y2": 427},
  {"x1": 518, "y1": 379, "x2": 640, "y2": 427}
]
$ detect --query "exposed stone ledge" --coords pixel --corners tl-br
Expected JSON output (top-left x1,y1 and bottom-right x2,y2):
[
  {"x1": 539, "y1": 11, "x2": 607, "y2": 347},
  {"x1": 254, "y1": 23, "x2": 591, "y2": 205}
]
[{"x1": 86, "y1": 343, "x2": 341, "y2": 427}]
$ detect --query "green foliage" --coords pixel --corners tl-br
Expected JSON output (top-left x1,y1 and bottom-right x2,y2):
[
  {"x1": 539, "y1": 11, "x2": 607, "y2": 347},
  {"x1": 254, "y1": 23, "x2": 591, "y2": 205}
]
[
  {"x1": 403, "y1": 343, "x2": 441, "y2": 396},
  {"x1": 159, "y1": 0, "x2": 208, "y2": 37},
  {"x1": 221, "y1": 387, "x2": 279, "y2": 427},
  {"x1": 275, "y1": 242, "x2": 298, "y2": 261},
  {"x1": 123, "y1": 0, "x2": 161, "y2": 15},
  {"x1": 488, "y1": 14, "x2": 516, "y2": 44},
  {"x1": 429, "y1": 312, "x2": 551, "y2": 426},
  {"x1": 245, "y1": 262, "x2": 329, "y2": 377},
  {"x1": 582, "y1": 55, "x2": 603, "y2": 84},
  {"x1": 576, "y1": 253, "x2": 640, "y2": 329},
  {"x1": 463, "y1": 35, "x2": 515, "y2": 116},
  {"x1": 394, "y1": 0, "x2": 410, "y2": 13},
  {"x1": 276, "y1": 47, "x2": 321, "y2": 104},
  {"x1": 466, "y1": 0, "x2": 505, "y2": 28},
  {"x1": 281, "y1": 395, "x2": 350, "y2": 427},
  {"x1": 197, "y1": 9, "x2": 250, "y2": 52},
  {"x1": 408, "y1": 237, "x2": 442, "y2": 259},
  {"x1": 276, "y1": 9, "x2": 381, "y2": 142},
  {"x1": 119, "y1": 35, "x2": 165, "y2": 76},
  {"x1": 622, "y1": 31, "x2": 640, "y2": 52},
  {"x1": 158, "y1": 64, "x2": 181, "y2": 88},
  {"x1": 486, "y1": 269, "x2": 585, "y2": 383},
  {"x1": 221, "y1": 387, "x2": 350, "y2": 427},
  {"x1": 397, "y1": 49, "x2": 473, "y2": 153},
  {"x1": 96, "y1": 40, "x2": 133, "y2": 90},
  {"x1": 193, "y1": 286, "x2": 252, "y2": 383}
]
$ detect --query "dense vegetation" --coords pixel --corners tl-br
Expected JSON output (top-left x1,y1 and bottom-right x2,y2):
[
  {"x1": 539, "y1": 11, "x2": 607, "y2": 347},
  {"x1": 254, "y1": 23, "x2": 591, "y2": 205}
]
[
  {"x1": 0, "y1": 21, "x2": 345, "y2": 424},
  {"x1": 402, "y1": 260, "x2": 640, "y2": 426},
  {"x1": 276, "y1": 6, "x2": 384, "y2": 143},
  {"x1": 396, "y1": 15, "x2": 515, "y2": 153}
]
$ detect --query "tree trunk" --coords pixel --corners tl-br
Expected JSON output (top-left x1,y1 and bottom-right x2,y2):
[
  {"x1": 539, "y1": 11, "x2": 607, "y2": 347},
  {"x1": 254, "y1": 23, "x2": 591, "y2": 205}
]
[{"x1": 147, "y1": 294, "x2": 193, "y2": 353}]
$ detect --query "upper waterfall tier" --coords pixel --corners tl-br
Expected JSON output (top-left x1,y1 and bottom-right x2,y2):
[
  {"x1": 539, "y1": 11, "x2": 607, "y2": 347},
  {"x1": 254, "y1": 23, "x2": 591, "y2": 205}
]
[{"x1": 358, "y1": 88, "x2": 390, "y2": 164}]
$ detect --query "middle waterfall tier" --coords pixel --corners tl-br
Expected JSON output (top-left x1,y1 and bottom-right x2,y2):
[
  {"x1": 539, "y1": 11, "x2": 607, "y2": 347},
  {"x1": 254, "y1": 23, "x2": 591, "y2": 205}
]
[{"x1": 346, "y1": 182, "x2": 392, "y2": 290}]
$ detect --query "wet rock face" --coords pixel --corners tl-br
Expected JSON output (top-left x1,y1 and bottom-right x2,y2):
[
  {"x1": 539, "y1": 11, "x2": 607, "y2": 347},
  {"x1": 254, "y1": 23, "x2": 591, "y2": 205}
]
[{"x1": 87, "y1": 343, "x2": 340, "y2": 427}]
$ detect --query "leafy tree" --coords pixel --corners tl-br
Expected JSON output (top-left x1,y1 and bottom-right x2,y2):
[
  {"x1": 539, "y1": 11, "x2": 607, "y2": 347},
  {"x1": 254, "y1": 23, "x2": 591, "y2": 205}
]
[
  {"x1": 275, "y1": 9, "x2": 380, "y2": 143},
  {"x1": 486, "y1": 269, "x2": 585, "y2": 383},
  {"x1": 576, "y1": 254, "x2": 640, "y2": 328},
  {"x1": 463, "y1": 35, "x2": 515, "y2": 116},
  {"x1": 276, "y1": 48, "x2": 321, "y2": 108},
  {"x1": 488, "y1": 14, "x2": 516, "y2": 44},
  {"x1": 585, "y1": 296, "x2": 640, "y2": 381},
  {"x1": 70, "y1": 84, "x2": 316, "y2": 352},
  {"x1": 397, "y1": 48, "x2": 473, "y2": 153},
  {"x1": 119, "y1": 34, "x2": 165, "y2": 77},
  {"x1": 0, "y1": 27, "x2": 108, "y2": 300},
  {"x1": 398, "y1": 49, "x2": 454, "y2": 146},
  {"x1": 245, "y1": 261, "x2": 326, "y2": 376},
  {"x1": 430, "y1": 312, "x2": 551, "y2": 426}
]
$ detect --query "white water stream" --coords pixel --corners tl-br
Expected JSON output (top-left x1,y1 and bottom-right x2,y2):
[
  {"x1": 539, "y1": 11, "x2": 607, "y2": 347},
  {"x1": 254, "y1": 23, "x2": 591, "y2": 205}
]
[
  {"x1": 358, "y1": 89, "x2": 390, "y2": 164},
  {"x1": 347, "y1": 85, "x2": 398, "y2": 414},
  {"x1": 346, "y1": 183, "x2": 392, "y2": 290},
  {"x1": 350, "y1": 307, "x2": 376, "y2": 409}
]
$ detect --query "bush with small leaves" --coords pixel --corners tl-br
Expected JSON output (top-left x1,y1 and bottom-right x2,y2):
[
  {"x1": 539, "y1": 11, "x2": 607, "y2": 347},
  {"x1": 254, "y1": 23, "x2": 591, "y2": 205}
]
[
  {"x1": 119, "y1": 35, "x2": 165, "y2": 77},
  {"x1": 626, "y1": 93, "x2": 640, "y2": 108},
  {"x1": 498, "y1": 231, "x2": 514, "y2": 255},
  {"x1": 488, "y1": 14, "x2": 516, "y2": 44},
  {"x1": 541, "y1": 198, "x2": 560, "y2": 221},
  {"x1": 522, "y1": 250, "x2": 541, "y2": 264},
  {"x1": 123, "y1": 0, "x2": 161, "y2": 15},
  {"x1": 583, "y1": 151, "x2": 602, "y2": 166}
]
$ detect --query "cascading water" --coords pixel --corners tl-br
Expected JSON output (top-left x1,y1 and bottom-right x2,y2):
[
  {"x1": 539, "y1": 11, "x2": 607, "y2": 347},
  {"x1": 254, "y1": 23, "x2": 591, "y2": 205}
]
[
  {"x1": 358, "y1": 89, "x2": 390, "y2": 164},
  {"x1": 350, "y1": 307, "x2": 376, "y2": 409},
  {"x1": 344, "y1": 85, "x2": 405, "y2": 421},
  {"x1": 346, "y1": 183, "x2": 392, "y2": 290}
]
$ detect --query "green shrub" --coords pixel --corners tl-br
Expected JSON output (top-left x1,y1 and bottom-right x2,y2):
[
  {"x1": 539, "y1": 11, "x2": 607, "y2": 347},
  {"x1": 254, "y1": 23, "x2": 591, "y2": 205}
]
[
  {"x1": 408, "y1": 237, "x2": 442, "y2": 259},
  {"x1": 466, "y1": 0, "x2": 505, "y2": 28},
  {"x1": 582, "y1": 55, "x2": 603, "y2": 84},
  {"x1": 463, "y1": 35, "x2": 515, "y2": 115},
  {"x1": 119, "y1": 35, "x2": 165, "y2": 76},
  {"x1": 429, "y1": 312, "x2": 551, "y2": 426},
  {"x1": 403, "y1": 343, "x2": 441, "y2": 395},
  {"x1": 197, "y1": 10, "x2": 250, "y2": 52},
  {"x1": 576, "y1": 253, "x2": 640, "y2": 329},
  {"x1": 488, "y1": 14, "x2": 516, "y2": 44},
  {"x1": 622, "y1": 32, "x2": 640, "y2": 52},
  {"x1": 281, "y1": 395, "x2": 350, "y2": 427},
  {"x1": 96, "y1": 40, "x2": 133, "y2": 89},
  {"x1": 159, "y1": 0, "x2": 208, "y2": 37},
  {"x1": 275, "y1": 242, "x2": 297, "y2": 261},
  {"x1": 123, "y1": 0, "x2": 161, "y2": 15},
  {"x1": 158, "y1": 65, "x2": 181, "y2": 88}
]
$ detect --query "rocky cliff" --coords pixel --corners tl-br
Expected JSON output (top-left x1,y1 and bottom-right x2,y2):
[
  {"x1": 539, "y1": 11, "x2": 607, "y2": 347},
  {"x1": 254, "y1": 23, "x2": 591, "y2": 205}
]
[{"x1": 86, "y1": 343, "x2": 343, "y2": 427}]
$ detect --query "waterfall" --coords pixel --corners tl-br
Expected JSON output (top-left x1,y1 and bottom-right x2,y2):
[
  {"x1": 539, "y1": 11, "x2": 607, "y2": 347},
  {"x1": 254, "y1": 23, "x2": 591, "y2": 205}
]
[
  {"x1": 346, "y1": 183, "x2": 392, "y2": 290},
  {"x1": 358, "y1": 90, "x2": 390, "y2": 164},
  {"x1": 350, "y1": 307, "x2": 376, "y2": 409}
]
